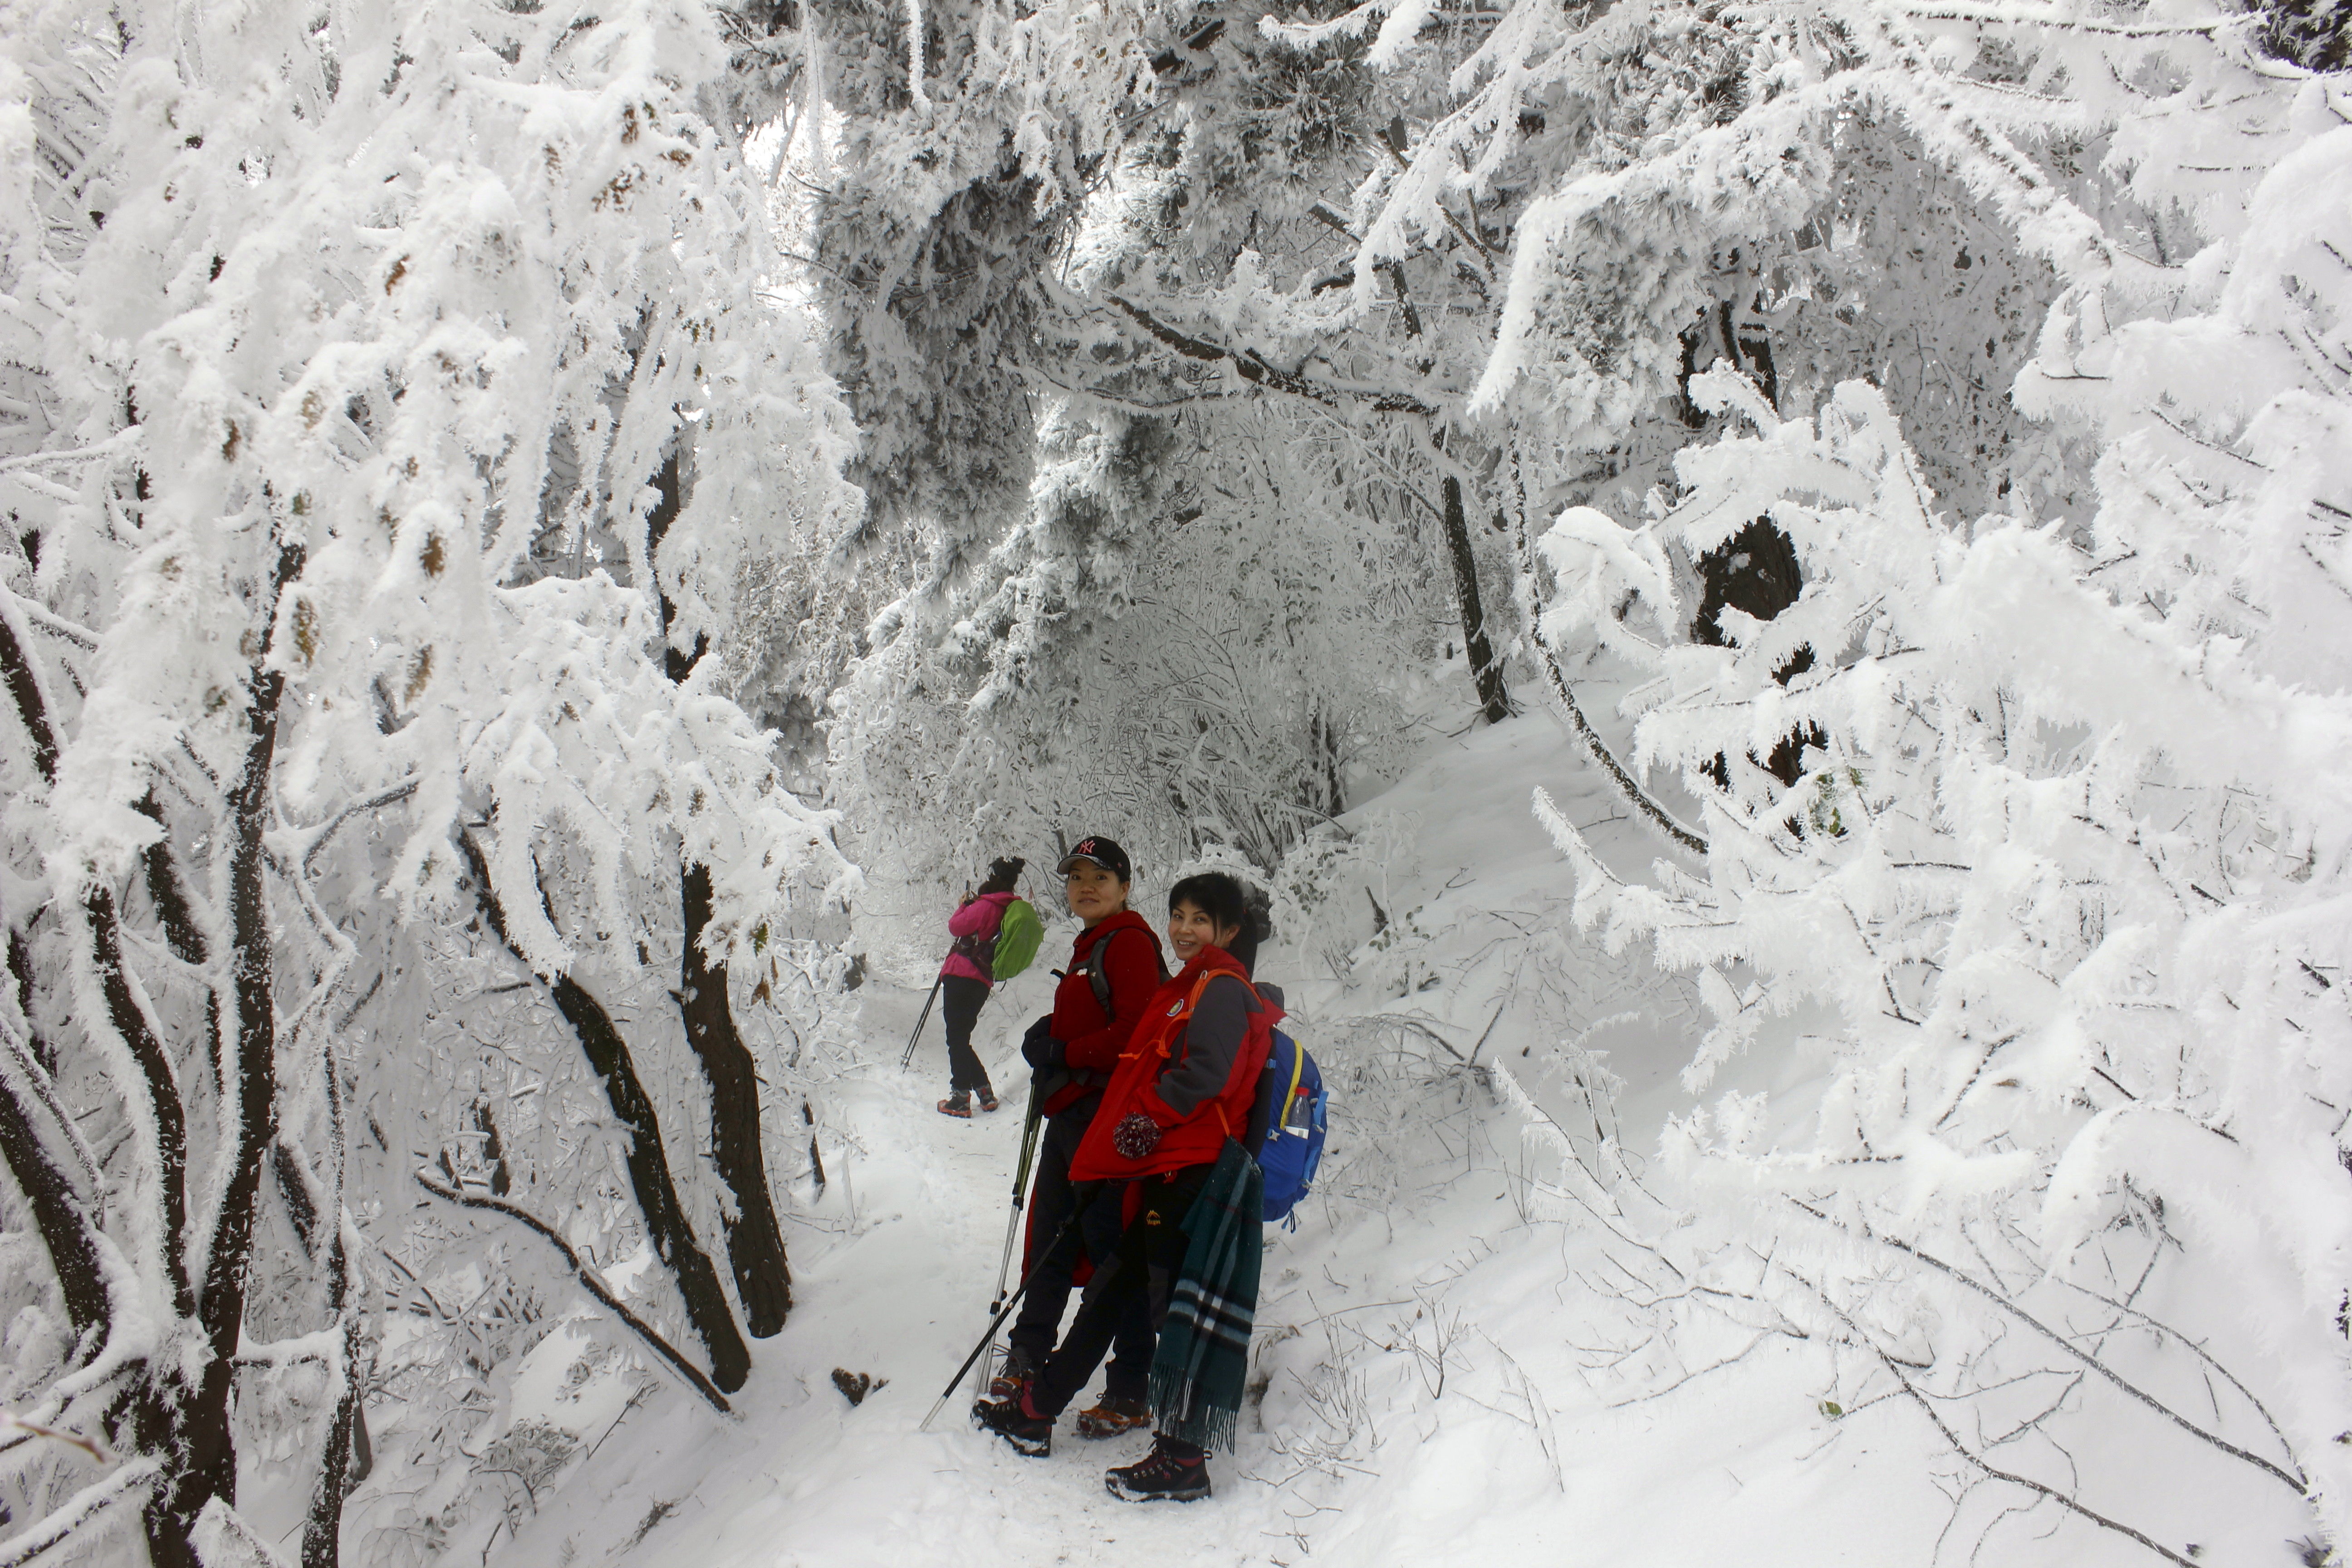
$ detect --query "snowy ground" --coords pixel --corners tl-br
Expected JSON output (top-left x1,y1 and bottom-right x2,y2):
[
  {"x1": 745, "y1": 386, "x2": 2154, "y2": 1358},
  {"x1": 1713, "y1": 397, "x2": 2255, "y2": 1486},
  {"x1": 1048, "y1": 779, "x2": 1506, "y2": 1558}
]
[{"x1": 481, "y1": 714, "x2": 2177, "y2": 1568}]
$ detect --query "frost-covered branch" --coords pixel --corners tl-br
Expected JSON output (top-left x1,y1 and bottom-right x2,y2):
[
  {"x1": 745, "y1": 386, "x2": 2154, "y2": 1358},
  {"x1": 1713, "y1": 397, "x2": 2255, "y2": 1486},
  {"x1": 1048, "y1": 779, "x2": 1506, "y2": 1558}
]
[
  {"x1": 0, "y1": 1456, "x2": 161, "y2": 1568},
  {"x1": 412, "y1": 1173, "x2": 733, "y2": 1416},
  {"x1": 1824, "y1": 1298, "x2": 2198, "y2": 1568},
  {"x1": 1797, "y1": 1202, "x2": 2311, "y2": 1497},
  {"x1": 1105, "y1": 297, "x2": 1438, "y2": 416}
]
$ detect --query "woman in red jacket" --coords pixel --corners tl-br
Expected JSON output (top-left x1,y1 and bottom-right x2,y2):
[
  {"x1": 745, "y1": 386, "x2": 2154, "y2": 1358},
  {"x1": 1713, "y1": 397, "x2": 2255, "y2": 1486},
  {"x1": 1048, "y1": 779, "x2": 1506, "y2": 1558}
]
[
  {"x1": 995, "y1": 838, "x2": 1166, "y2": 1433},
  {"x1": 976, "y1": 871, "x2": 1277, "y2": 1503}
]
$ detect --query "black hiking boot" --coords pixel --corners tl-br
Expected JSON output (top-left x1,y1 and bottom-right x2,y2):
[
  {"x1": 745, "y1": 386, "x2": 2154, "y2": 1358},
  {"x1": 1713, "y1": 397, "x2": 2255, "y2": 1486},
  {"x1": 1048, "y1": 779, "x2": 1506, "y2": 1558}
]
[
  {"x1": 1105, "y1": 1436, "x2": 1210, "y2": 1503},
  {"x1": 937, "y1": 1093, "x2": 972, "y2": 1119},
  {"x1": 988, "y1": 1346, "x2": 1038, "y2": 1401},
  {"x1": 971, "y1": 1394, "x2": 1053, "y2": 1458}
]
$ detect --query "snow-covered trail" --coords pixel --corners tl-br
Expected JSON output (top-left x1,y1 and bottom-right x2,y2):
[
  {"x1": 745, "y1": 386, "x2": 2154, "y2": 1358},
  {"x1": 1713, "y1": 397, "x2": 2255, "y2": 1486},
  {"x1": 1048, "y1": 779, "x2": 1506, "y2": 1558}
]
[
  {"x1": 493, "y1": 717, "x2": 2109, "y2": 1568},
  {"x1": 485, "y1": 965, "x2": 1311, "y2": 1568},
  {"x1": 550, "y1": 981, "x2": 1936, "y2": 1568},
  {"x1": 599, "y1": 984, "x2": 1315, "y2": 1568}
]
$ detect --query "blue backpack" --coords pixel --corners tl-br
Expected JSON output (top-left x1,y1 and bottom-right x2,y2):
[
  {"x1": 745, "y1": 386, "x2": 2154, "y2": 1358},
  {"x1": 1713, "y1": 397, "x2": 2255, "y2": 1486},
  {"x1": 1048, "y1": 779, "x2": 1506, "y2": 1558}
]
[{"x1": 1246, "y1": 1028, "x2": 1327, "y2": 1227}]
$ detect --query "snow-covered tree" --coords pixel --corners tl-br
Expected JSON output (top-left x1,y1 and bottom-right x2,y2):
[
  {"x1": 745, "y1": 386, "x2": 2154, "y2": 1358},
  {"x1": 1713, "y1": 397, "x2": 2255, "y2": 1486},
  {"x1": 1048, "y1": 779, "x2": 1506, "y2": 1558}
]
[
  {"x1": 0, "y1": 2, "x2": 854, "y2": 1561},
  {"x1": 1522, "y1": 5, "x2": 2352, "y2": 1552}
]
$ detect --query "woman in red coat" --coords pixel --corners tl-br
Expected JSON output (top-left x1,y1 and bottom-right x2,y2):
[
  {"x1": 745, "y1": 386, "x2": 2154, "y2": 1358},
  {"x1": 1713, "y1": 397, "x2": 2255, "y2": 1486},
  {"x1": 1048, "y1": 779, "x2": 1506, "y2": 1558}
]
[
  {"x1": 995, "y1": 838, "x2": 1166, "y2": 1435},
  {"x1": 975, "y1": 871, "x2": 1278, "y2": 1504}
]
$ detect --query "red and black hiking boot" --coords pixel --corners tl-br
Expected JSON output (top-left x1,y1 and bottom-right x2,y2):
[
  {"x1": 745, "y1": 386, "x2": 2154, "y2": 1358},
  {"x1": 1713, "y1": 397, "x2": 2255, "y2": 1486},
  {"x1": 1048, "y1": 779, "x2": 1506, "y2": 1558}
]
[
  {"x1": 976, "y1": 1087, "x2": 1000, "y2": 1113},
  {"x1": 1074, "y1": 1396, "x2": 1151, "y2": 1439},
  {"x1": 1105, "y1": 1436, "x2": 1210, "y2": 1503},
  {"x1": 937, "y1": 1093, "x2": 973, "y2": 1118},
  {"x1": 971, "y1": 1392, "x2": 1053, "y2": 1458},
  {"x1": 988, "y1": 1347, "x2": 1037, "y2": 1401}
]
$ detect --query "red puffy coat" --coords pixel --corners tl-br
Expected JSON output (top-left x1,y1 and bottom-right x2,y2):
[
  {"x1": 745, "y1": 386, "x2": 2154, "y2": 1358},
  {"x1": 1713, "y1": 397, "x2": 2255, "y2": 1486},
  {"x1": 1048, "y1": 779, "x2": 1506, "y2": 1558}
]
[{"x1": 1070, "y1": 946, "x2": 1278, "y2": 1182}]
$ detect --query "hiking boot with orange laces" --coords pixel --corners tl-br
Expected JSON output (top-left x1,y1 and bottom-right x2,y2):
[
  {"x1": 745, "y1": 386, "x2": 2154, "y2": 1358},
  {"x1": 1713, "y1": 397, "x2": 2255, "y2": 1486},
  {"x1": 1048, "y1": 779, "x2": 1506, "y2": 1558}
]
[
  {"x1": 1074, "y1": 1396, "x2": 1151, "y2": 1439},
  {"x1": 988, "y1": 1347, "x2": 1038, "y2": 1401}
]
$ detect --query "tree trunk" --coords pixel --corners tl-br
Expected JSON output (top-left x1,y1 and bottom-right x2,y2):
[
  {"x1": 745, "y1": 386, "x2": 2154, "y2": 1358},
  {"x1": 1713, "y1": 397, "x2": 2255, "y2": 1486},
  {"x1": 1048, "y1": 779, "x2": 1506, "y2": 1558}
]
[
  {"x1": 647, "y1": 446, "x2": 793, "y2": 1338},
  {"x1": 1693, "y1": 519, "x2": 1820, "y2": 788},
  {"x1": 160, "y1": 543, "x2": 302, "y2": 1563},
  {"x1": 1442, "y1": 475, "x2": 1511, "y2": 725},
  {"x1": 679, "y1": 865, "x2": 793, "y2": 1336},
  {"x1": 459, "y1": 834, "x2": 752, "y2": 1393},
  {"x1": 0, "y1": 1063, "x2": 108, "y2": 1346}
]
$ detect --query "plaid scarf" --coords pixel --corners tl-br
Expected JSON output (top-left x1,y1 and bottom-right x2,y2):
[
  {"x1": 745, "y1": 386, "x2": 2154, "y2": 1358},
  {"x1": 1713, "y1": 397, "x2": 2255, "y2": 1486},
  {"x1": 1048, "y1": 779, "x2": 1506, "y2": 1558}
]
[{"x1": 1148, "y1": 1139, "x2": 1263, "y2": 1453}]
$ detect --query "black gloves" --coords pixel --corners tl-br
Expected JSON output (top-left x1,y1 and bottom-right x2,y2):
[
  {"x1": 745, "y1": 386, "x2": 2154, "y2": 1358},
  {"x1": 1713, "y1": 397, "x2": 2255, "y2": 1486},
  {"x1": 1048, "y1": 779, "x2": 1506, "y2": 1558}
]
[
  {"x1": 1111, "y1": 1112, "x2": 1162, "y2": 1161},
  {"x1": 1021, "y1": 1016, "x2": 1065, "y2": 1071}
]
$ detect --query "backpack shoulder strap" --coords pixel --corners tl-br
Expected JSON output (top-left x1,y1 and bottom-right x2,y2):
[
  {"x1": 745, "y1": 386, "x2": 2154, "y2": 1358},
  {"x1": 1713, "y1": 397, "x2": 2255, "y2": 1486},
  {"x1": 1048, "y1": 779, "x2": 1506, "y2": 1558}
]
[{"x1": 1085, "y1": 922, "x2": 1164, "y2": 1012}]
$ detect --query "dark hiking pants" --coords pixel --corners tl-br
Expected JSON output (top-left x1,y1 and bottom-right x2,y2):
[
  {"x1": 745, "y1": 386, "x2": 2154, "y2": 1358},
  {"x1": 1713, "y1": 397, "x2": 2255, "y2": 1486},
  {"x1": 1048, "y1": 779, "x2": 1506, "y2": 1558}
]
[
  {"x1": 1029, "y1": 1161, "x2": 1213, "y2": 1421},
  {"x1": 1008, "y1": 1111, "x2": 1154, "y2": 1400},
  {"x1": 940, "y1": 975, "x2": 992, "y2": 1096}
]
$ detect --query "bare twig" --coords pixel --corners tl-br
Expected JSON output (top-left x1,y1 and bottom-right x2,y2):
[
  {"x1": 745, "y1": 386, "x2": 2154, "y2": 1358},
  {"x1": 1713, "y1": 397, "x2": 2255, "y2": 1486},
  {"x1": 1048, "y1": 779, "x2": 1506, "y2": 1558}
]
[
  {"x1": 1854, "y1": 1331, "x2": 2196, "y2": 1568},
  {"x1": 1790, "y1": 1200, "x2": 2308, "y2": 1496}
]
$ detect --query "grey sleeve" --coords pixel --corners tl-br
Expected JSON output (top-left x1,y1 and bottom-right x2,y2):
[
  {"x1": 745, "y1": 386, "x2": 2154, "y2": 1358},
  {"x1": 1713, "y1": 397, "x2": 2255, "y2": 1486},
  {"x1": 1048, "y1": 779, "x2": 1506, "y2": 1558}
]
[{"x1": 1153, "y1": 974, "x2": 1256, "y2": 1120}]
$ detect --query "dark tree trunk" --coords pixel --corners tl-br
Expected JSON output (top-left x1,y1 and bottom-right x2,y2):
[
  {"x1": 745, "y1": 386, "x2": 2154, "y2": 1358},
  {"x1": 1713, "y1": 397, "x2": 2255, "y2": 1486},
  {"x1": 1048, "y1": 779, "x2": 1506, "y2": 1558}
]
[
  {"x1": 0, "y1": 1065, "x2": 108, "y2": 1345},
  {"x1": 0, "y1": 613, "x2": 57, "y2": 780},
  {"x1": 1442, "y1": 475, "x2": 1511, "y2": 725},
  {"x1": 160, "y1": 544, "x2": 302, "y2": 1559},
  {"x1": 1694, "y1": 519, "x2": 1822, "y2": 789},
  {"x1": 541, "y1": 971, "x2": 754, "y2": 1387},
  {"x1": 87, "y1": 884, "x2": 192, "y2": 1315},
  {"x1": 2259, "y1": 0, "x2": 2348, "y2": 68},
  {"x1": 679, "y1": 865, "x2": 793, "y2": 1336},
  {"x1": 459, "y1": 834, "x2": 752, "y2": 1393},
  {"x1": 647, "y1": 445, "x2": 792, "y2": 1338},
  {"x1": 300, "y1": 1319, "x2": 361, "y2": 1568},
  {"x1": 299, "y1": 1210, "x2": 360, "y2": 1568},
  {"x1": 135, "y1": 789, "x2": 207, "y2": 966}
]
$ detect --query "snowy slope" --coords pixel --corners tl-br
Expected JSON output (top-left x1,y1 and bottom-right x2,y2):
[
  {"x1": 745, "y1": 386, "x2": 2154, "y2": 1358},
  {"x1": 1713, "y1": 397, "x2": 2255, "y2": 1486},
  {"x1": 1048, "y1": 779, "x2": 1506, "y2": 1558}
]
[{"x1": 479, "y1": 714, "x2": 2192, "y2": 1568}]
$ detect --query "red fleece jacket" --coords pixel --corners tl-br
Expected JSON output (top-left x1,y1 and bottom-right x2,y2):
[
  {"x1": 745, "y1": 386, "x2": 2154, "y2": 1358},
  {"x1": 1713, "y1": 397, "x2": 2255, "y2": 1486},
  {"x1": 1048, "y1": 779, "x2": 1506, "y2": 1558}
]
[{"x1": 1042, "y1": 910, "x2": 1165, "y2": 1118}]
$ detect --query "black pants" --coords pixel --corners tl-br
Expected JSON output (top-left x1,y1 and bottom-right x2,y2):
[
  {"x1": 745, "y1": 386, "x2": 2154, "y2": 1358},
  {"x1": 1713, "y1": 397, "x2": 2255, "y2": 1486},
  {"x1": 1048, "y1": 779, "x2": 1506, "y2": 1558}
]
[
  {"x1": 1009, "y1": 1112, "x2": 1154, "y2": 1401},
  {"x1": 940, "y1": 975, "x2": 992, "y2": 1095},
  {"x1": 1031, "y1": 1161, "x2": 1213, "y2": 1421}
]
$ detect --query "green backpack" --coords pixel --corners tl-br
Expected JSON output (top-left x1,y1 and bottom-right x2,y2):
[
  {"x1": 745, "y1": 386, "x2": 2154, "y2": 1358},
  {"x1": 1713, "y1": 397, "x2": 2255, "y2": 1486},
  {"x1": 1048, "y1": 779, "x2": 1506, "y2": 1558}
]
[{"x1": 991, "y1": 898, "x2": 1045, "y2": 981}]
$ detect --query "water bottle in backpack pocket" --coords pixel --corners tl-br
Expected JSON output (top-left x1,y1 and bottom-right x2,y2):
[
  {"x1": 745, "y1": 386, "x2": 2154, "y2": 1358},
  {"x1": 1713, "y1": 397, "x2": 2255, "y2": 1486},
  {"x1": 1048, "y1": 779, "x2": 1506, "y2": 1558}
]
[{"x1": 1246, "y1": 1028, "x2": 1328, "y2": 1228}]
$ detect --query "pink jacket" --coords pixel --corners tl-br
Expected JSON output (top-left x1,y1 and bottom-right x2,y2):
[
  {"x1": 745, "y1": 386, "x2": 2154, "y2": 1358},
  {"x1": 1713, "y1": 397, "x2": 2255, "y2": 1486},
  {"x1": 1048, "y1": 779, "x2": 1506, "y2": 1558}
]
[{"x1": 939, "y1": 890, "x2": 1019, "y2": 984}]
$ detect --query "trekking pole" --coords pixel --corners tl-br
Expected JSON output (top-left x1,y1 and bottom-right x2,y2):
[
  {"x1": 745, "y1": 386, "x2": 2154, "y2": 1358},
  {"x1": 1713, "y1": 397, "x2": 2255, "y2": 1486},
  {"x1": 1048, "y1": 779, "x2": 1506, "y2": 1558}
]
[
  {"x1": 897, "y1": 979, "x2": 943, "y2": 1072},
  {"x1": 918, "y1": 1205, "x2": 1085, "y2": 1433},
  {"x1": 988, "y1": 1081, "x2": 1048, "y2": 1317}
]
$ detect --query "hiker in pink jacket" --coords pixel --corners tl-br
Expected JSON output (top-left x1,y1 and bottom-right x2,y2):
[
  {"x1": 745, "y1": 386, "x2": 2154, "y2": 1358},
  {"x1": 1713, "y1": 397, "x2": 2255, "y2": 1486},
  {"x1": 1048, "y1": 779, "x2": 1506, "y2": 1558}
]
[{"x1": 937, "y1": 856, "x2": 1024, "y2": 1117}]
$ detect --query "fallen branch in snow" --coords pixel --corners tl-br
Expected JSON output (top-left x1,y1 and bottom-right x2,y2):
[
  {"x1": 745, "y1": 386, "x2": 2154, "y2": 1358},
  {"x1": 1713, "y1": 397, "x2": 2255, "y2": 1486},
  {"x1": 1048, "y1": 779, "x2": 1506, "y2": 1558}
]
[
  {"x1": 412, "y1": 1173, "x2": 732, "y2": 1415},
  {"x1": 0, "y1": 1455, "x2": 160, "y2": 1568}
]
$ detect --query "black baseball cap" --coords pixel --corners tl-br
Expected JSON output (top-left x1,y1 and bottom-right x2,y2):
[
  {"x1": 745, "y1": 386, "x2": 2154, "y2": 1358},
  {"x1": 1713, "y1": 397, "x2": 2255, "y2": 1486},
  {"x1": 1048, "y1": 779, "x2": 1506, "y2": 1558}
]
[{"x1": 1055, "y1": 836, "x2": 1132, "y2": 882}]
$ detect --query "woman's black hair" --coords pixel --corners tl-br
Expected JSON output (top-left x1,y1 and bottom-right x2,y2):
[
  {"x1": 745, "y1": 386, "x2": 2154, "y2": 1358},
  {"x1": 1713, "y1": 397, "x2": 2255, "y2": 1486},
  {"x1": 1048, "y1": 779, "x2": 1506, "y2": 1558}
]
[
  {"x1": 1167, "y1": 871, "x2": 1269, "y2": 974},
  {"x1": 979, "y1": 856, "x2": 1025, "y2": 896}
]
